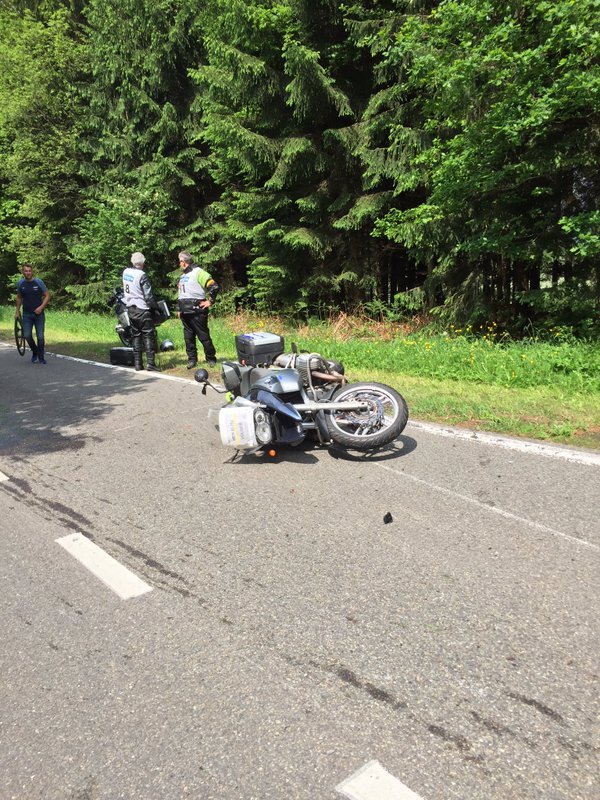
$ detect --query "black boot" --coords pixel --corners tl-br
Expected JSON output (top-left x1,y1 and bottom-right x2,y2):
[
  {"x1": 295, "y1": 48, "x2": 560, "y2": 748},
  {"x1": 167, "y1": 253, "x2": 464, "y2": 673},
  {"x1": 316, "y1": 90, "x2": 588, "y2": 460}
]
[
  {"x1": 133, "y1": 350, "x2": 143, "y2": 371},
  {"x1": 146, "y1": 351, "x2": 160, "y2": 372}
]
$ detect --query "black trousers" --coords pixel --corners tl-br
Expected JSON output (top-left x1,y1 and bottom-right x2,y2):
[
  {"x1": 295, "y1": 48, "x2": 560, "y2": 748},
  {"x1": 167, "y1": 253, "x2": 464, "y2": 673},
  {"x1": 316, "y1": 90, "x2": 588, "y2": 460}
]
[
  {"x1": 128, "y1": 306, "x2": 156, "y2": 357},
  {"x1": 181, "y1": 311, "x2": 216, "y2": 361}
]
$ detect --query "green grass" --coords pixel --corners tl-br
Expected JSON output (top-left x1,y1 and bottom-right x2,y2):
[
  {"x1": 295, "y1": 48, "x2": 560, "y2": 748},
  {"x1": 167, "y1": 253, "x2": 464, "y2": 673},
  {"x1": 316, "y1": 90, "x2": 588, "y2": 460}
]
[
  {"x1": 2, "y1": 307, "x2": 233, "y2": 376},
  {"x1": 301, "y1": 331, "x2": 599, "y2": 392},
  {"x1": 2, "y1": 306, "x2": 599, "y2": 449}
]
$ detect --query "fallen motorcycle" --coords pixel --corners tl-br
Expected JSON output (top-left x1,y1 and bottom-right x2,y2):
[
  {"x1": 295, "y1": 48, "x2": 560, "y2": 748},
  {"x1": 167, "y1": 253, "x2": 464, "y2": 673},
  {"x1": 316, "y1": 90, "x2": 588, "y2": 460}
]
[{"x1": 195, "y1": 332, "x2": 408, "y2": 453}]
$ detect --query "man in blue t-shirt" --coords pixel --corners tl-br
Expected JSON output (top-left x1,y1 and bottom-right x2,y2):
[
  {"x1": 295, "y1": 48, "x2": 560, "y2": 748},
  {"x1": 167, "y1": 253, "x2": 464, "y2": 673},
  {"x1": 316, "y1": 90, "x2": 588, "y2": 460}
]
[{"x1": 15, "y1": 264, "x2": 50, "y2": 364}]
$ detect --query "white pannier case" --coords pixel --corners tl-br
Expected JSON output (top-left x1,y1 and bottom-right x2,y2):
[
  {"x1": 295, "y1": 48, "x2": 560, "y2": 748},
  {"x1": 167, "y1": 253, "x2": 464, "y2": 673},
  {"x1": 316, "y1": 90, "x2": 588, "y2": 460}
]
[{"x1": 218, "y1": 406, "x2": 258, "y2": 449}]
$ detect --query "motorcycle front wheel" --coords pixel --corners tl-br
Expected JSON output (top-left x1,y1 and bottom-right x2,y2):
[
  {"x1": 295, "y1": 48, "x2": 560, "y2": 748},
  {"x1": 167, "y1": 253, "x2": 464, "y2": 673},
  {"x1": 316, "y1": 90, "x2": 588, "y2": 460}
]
[
  {"x1": 325, "y1": 382, "x2": 408, "y2": 450},
  {"x1": 14, "y1": 317, "x2": 26, "y2": 356}
]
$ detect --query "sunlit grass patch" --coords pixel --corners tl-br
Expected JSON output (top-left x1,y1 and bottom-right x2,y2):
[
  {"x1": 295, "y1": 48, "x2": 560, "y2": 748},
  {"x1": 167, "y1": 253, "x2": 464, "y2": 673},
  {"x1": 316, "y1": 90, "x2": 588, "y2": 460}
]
[
  {"x1": 1, "y1": 306, "x2": 598, "y2": 448},
  {"x1": 280, "y1": 327, "x2": 600, "y2": 394},
  {"x1": 353, "y1": 370, "x2": 599, "y2": 447},
  {"x1": 0, "y1": 306, "x2": 236, "y2": 371}
]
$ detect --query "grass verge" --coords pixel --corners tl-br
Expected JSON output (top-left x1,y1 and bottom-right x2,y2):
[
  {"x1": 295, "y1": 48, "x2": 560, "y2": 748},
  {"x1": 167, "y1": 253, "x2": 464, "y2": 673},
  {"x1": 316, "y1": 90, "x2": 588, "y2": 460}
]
[{"x1": 2, "y1": 307, "x2": 599, "y2": 449}]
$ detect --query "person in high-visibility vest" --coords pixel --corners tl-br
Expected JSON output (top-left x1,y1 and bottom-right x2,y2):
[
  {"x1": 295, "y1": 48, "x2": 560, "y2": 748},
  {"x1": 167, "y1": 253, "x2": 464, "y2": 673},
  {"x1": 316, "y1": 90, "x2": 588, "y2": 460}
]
[
  {"x1": 122, "y1": 252, "x2": 160, "y2": 371},
  {"x1": 177, "y1": 251, "x2": 220, "y2": 369}
]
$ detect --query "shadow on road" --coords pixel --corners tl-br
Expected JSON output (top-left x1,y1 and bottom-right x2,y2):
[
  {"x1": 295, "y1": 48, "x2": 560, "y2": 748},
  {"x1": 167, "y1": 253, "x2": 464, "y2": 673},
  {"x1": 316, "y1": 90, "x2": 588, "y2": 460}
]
[
  {"x1": 222, "y1": 438, "x2": 320, "y2": 465},
  {"x1": 0, "y1": 348, "x2": 148, "y2": 457},
  {"x1": 215, "y1": 434, "x2": 417, "y2": 466},
  {"x1": 327, "y1": 434, "x2": 417, "y2": 462}
]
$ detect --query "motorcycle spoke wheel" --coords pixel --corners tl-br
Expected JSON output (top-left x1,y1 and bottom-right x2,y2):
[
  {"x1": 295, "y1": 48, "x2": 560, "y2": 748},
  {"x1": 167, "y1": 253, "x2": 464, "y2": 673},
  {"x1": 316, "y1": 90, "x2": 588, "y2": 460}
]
[
  {"x1": 14, "y1": 318, "x2": 26, "y2": 356},
  {"x1": 326, "y1": 382, "x2": 408, "y2": 451},
  {"x1": 118, "y1": 329, "x2": 133, "y2": 348}
]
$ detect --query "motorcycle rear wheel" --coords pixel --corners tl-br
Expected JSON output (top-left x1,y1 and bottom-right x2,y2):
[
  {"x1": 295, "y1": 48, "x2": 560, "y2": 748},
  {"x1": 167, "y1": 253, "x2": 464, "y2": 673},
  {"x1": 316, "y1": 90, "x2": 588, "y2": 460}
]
[
  {"x1": 117, "y1": 328, "x2": 159, "y2": 351},
  {"x1": 117, "y1": 329, "x2": 133, "y2": 348},
  {"x1": 326, "y1": 382, "x2": 408, "y2": 450}
]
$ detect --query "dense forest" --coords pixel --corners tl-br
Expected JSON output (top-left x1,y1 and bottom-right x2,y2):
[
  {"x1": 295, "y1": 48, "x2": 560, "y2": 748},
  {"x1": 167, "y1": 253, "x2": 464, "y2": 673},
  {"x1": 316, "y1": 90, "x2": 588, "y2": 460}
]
[{"x1": 0, "y1": 0, "x2": 598, "y2": 334}]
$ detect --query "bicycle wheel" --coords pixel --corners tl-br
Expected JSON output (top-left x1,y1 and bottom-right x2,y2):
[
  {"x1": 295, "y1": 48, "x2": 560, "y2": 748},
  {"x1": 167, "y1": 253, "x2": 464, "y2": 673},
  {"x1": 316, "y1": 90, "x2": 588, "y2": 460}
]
[{"x1": 14, "y1": 317, "x2": 26, "y2": 356}]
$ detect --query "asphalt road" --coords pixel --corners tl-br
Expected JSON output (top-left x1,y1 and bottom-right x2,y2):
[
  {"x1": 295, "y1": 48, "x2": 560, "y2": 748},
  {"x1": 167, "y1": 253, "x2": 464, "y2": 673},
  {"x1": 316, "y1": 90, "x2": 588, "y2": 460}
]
[{"x1": 1, "y1": 346, "x2": 598, "y2": 800}]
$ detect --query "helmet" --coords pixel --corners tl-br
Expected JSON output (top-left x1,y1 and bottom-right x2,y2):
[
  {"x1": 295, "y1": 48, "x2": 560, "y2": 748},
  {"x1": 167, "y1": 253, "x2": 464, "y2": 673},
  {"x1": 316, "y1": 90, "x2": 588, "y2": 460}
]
[{"x1": 159, "y1": 339, "x2": 175, "y2": 352}]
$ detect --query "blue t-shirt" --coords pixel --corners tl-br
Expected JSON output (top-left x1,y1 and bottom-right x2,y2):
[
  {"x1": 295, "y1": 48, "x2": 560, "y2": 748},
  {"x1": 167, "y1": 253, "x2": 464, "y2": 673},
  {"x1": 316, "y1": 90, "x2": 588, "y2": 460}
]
[{"x1": 17, "y1": 277, "x2": 48, "y2": 313}]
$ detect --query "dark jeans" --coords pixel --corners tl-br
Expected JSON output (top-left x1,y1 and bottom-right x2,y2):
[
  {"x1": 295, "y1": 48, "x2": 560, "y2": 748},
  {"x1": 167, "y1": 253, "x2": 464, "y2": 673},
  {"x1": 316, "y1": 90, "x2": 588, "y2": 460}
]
[
  {"x1": 181, "y1": 311, "x2": 216, "y2": 361},
  {"x1": 22, "y1": 311, "x2": 45, "y2": 357}
]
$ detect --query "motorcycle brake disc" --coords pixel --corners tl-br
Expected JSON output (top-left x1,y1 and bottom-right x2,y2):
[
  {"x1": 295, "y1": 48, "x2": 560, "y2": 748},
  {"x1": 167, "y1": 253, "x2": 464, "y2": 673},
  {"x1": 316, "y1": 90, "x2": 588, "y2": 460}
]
[{"x1": 340, "y1": 394, "x2": 385, "y2": 428}]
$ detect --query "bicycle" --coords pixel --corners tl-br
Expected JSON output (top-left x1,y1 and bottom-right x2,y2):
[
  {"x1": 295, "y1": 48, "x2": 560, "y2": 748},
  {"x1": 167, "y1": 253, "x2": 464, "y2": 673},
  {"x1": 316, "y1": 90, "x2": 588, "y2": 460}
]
[{"x1": 14, "y1": 314, "x2": 26, "y2": 356}]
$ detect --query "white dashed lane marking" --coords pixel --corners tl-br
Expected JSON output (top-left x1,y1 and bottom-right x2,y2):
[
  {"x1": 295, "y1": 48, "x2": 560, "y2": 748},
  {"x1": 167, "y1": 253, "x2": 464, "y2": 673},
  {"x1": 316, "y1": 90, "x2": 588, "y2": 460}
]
[
  {"x1": 0, "y1": 471, "x2": 9, "y2": 482},
  {"x1": 337, "y1": 760, "x2": 425, "y2": 800},
  {"x1": 56, "y1": 533, "x2": 153, "y2": 600}
]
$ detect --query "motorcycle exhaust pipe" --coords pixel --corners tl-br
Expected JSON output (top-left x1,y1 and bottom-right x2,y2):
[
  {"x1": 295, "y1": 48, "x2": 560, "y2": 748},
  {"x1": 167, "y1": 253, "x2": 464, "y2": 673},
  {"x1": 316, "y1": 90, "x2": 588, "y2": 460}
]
[{"x1": 309, "y1": 370, "x2": 345, "y2": 383}]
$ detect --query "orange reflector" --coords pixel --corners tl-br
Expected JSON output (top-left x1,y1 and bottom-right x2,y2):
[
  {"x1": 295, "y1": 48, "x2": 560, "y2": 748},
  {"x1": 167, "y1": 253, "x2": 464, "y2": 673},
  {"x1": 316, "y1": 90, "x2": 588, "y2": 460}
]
[{"x1": 268, "y1": 449, "x2": 276, "y2": 457}]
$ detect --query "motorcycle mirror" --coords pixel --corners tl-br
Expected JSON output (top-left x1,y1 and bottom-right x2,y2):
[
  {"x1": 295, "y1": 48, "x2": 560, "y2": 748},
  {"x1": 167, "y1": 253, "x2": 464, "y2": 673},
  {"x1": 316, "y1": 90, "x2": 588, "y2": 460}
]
[
  {"x1": 291, "y1": 342, "x2": 298, "y2": 354},
  {"x1": 194, "y1": 368, "x2": 209, "y2": 383}
]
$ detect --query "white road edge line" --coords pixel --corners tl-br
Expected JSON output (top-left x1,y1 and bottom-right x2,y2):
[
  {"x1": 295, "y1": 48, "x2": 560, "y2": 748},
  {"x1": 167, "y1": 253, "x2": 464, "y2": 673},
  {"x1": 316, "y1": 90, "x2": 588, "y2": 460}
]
[
  {"x1": 0, "y1": 470, "x2": 9, "y2": 482},
  {"x1": 56, "y1": 533, "x2": 153, "y2": 600},
  {"x1": 49, "y1": 352, "x2": 196, "y2": 385},
  {"x1": 408, "y1": 420, "x2": 600, "y2": 467},
  {"x1": 2, "y1": 342, "x2": 598, "y2": 466},
  {"x1": 336, "y1": 760, "x2": 424, "y2": 800},
  {"x1": 0, "y1": 343, "x2": 195, "y2": 386},
  {"x1": 376, "y1": 463, "x2": 599, "y2": 551}
]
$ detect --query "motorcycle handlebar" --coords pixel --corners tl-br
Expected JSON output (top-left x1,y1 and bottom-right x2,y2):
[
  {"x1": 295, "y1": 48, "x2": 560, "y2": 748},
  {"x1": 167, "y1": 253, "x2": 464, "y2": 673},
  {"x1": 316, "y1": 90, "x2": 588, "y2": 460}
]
[{"x1": 194, "y1": 369, "x2": 229, "y2": 393}]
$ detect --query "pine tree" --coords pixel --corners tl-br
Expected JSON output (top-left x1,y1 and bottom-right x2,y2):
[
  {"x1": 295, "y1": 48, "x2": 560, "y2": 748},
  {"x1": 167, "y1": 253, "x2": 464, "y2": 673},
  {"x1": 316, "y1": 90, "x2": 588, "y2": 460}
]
[
  {"x1": 190, "y1": 0, "x2": 391, "y2": 315},
  {"x1": 0, "y1": 4, "x2": 86, "y2": 297},
  {"x1": 364, "y1": 0, "x2": 600, "y2": 330},
  {"x1": 68, "y1": 0, "x2": 210, "y2": 305}
]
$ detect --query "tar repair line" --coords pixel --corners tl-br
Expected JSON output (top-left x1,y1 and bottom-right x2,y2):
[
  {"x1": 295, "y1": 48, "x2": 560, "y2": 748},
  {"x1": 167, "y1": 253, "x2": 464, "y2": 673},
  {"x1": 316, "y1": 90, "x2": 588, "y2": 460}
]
[
  {"x1": 337, "y1": 761, "x2": 425, "y2": 800},
  {"x1": 56, "y1": 533, "x2": 153, "y2": 599},
  {"x1": 376, "y1": 463, "x2": 599, "y2": 552}
]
